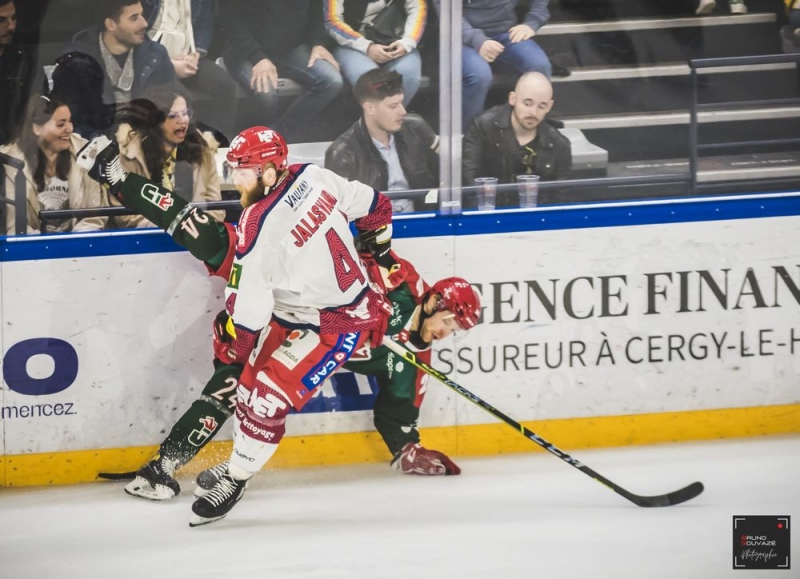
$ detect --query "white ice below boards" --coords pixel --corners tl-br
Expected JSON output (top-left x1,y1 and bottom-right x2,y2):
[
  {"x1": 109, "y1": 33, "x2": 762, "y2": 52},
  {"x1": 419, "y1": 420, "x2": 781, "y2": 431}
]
[{"x1": 0, "y1": 436, "x2": 797, "y2": 579}]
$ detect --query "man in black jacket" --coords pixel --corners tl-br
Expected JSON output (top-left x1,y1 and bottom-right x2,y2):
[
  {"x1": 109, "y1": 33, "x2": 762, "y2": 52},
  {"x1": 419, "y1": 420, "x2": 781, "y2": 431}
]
[
  {"x1": 463, "y1": 71, "x2": 571, "y2": 206},
  {"x1": 219, "y1": 0, "x2": 342, "y2": 142},
  {"x1": 55, "y1": 0, "x2": 177, "y2": 138},
  {"x1": 325, "y1": 68, "x2": 438, "y2": 213},
  {"x1": 0, "y1": 0, "x2": 29, "y2": 145}
]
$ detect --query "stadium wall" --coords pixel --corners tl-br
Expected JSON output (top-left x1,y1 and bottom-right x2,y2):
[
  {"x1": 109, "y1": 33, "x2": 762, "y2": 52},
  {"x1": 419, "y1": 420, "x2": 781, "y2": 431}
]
[{"x1": 1, "y1": 192, "x2": 799, "y2": 486}]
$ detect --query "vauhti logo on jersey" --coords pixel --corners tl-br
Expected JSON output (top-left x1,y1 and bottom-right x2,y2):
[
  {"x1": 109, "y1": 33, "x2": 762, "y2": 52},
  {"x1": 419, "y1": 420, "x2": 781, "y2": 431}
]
[{"x1": 140, "y1": 183, "x2": 174, "y2": 211}]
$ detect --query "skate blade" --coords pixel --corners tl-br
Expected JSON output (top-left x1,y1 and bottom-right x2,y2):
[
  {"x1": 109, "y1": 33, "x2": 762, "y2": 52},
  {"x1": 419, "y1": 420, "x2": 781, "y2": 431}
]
[
  {"x1": 124, "y1": 477, "x2": 177, "y2": 501},
  {"x1": 189, "y1": 513, "x2": 227, "y2": 527}
]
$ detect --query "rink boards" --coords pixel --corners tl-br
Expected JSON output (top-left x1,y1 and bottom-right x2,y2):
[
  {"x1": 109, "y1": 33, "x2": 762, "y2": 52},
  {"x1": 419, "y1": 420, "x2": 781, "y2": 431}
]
[{"x1": 1, "y1": 192, "x2": 800, "y2": 486}]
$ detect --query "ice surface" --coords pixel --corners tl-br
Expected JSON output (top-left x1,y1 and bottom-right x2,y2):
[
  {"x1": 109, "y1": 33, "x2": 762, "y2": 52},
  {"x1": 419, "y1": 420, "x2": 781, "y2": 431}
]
[{"x1": 0, "y1": 436, "x2": 797, "y2": 579}]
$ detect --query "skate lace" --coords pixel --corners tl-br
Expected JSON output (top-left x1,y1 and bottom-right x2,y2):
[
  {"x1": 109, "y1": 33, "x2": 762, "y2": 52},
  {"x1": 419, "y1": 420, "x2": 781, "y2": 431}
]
[
  {"x1": 204, "y1": 475, "x2": 239, "y2": 508},
  {"x1": 209, "y1": 460, "x2": 230, "y2": 478}
]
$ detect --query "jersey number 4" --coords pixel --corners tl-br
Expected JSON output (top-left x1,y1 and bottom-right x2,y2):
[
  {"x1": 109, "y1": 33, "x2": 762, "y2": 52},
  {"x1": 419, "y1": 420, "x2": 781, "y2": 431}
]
[{"x1": 326, "y1": 229, "x2": 365, "y2": 292}]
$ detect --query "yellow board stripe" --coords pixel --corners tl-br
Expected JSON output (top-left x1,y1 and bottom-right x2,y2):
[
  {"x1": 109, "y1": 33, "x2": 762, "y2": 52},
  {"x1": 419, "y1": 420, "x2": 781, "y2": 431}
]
[{"x1": 3, "y1": 404, "x2": 799, "y2": 487}]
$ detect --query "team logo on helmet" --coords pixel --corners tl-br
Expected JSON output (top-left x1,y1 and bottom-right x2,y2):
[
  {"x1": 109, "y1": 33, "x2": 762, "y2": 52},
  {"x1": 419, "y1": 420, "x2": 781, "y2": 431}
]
[
  {"x1": 430, "y1": 277, "x2": 481, "y2": 330},
  {"x1": 226, "y1": 126, "x2": 288, "y2": 172}
]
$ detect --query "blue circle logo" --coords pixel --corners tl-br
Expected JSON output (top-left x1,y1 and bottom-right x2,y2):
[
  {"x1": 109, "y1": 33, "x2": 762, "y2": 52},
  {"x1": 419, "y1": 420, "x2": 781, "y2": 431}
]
[{"x1": 3, "y1": 338, "x2": 79, "y2": 396}]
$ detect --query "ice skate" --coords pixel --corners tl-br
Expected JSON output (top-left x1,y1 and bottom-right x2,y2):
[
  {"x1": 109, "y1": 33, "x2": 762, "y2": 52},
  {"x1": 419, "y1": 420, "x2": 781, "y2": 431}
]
[
  {"x1": 193, "y1": 460, "x2": 230, "y2": 497},
  {"x1": 124, "y1": 456, "x2": 180, "y2": 501},
  {"x1": 189, "y1": 470, "x2": 248, "y2": 527}
]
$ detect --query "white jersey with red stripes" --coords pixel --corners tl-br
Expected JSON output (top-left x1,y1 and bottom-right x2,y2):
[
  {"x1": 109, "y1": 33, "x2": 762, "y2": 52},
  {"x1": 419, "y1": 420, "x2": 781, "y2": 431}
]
[{"x1": 226, "y1": 163, "x2": 392, "y2": 333}]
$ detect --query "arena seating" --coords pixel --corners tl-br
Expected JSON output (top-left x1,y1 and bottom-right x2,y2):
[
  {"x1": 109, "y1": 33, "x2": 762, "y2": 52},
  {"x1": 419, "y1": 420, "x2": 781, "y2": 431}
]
[{"x1": 24, "y1": 0, "x2": 800, "y2": 199}]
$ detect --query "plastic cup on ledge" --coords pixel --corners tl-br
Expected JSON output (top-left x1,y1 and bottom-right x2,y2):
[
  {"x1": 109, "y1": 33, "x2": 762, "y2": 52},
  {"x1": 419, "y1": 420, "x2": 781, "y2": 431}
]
[
  {"x1": 474, "y1": 177, "x2": 498, "y2": 211},
  {"x1": 516, "y1": 174, "x2": 540, "y2": 208}
]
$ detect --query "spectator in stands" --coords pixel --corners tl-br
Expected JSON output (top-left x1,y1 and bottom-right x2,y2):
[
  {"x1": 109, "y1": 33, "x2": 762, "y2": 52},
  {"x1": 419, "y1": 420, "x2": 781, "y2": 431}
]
[
  {"x1": 787, "y1": 1, "x2": 800, "y2": 44},
  {"x1": 219, "y1": 0, "x2": 343, "y2": 142},
  {"x1": 58, "y1": 0, "x2": 177, "y2": 138},
  {"x1": 433, "y1": 0, "x2": 553, "y2": 127},
  {"x1": 325, "y1": 0, "x2": 427, "y2": 106},
  {"x1": 109, "y1": 91, "x2": 224, "y2": 228},
  {"x1": 325, "y1": 68, "x2": 438, "y2": 213},
  {"x1": 463, "y1": 72, "x2": 570, "y2": 203},
  {"x1": 696, "y1": 0, "x2": 748, "y2": 14},
  {"x1": 50, "y1": 51, "x2": 117, "y2": 143},
  {"x1": 1, "y1": 93, "x2": 108, "y2": 234},
  {"x1": 141, "y1": 0, "x2": 238, "y2": 140},
  {"x1": 0, "y1": 0, "x2": 30, "y2": 145}
]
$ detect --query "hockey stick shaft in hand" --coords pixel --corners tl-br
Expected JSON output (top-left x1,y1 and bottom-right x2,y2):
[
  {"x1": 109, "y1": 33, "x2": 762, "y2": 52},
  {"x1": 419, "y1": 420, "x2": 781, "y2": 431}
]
[{"x1": 383, "y1": 338, "x2": 703, "y2": 507}]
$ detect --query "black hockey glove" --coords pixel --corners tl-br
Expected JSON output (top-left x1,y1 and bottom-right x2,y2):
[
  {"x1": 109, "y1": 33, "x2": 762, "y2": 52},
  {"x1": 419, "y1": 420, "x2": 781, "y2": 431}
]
[{"x1": 76, "y1": 135, "x2": 128, "y2": 198}]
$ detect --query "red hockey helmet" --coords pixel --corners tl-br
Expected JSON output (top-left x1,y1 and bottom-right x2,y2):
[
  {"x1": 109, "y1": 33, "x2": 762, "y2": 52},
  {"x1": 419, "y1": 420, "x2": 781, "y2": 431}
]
[
  {"x1": 226, "y1": 126, "x2": 288, "y2": 174},
  {"x1": 429, "y1": 277, "x2": 481, "y2": 330}
]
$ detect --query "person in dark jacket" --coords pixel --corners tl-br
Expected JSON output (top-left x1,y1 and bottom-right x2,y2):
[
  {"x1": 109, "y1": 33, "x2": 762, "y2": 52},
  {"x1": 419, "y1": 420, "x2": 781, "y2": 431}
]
[
  {"x1": 463, "y1": 71, "x2": 570, "y2": 205},
  {"x1": 0, "y1": 0, "x2": 31, "y2": 144},
  {"x1": 433, "y1": 0, "x2": 553, "y2": 127},
  {"x1": 219, "y1": 0, "x2": 343, "y2": 142},
  {"x1": 54, "y1": 0, "x2": 177, "y2": 138},
  {"x1": 325, "y1": 68, "x2": 438, "y2": 213}
]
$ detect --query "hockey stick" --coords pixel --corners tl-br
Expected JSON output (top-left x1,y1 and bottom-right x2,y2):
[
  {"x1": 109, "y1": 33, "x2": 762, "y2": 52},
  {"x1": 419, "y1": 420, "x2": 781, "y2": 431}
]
[
  {"x1": 97, "y1": 471, "x2": 137, "y2": 481},
  {"x1": 383, "y1": 338, "x2": 704, "y2": 507}
]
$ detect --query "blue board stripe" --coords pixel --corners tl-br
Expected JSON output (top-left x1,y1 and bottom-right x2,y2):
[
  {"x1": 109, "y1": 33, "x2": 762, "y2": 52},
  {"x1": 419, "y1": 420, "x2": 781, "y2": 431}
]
[{"x1": 3, "y1": 192, "x2": 800, "y2": 262}]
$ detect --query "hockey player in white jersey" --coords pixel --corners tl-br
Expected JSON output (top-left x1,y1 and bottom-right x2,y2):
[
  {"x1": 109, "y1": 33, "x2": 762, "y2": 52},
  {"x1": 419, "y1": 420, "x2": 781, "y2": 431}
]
[
  {"x1": 192, "y1": 126, "x2": 399, "y2": 526},
  {"x1": 79, "y1": 125, "x2": 398, "y2": 526}
]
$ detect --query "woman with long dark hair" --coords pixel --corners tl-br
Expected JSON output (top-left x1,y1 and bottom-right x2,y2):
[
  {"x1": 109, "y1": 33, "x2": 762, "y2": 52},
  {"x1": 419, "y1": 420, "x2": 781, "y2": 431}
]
[
  {"x1": 1, "y1": 93, "x2": 108, "y2": 234},
  {"x1": 110, "y1": 89, "x2": 224, "y2": 228}
]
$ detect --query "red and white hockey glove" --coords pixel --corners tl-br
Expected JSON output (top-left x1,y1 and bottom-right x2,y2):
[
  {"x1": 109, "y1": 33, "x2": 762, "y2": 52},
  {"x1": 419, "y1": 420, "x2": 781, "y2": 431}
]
[
  {"x1": 212, "y1": 310, "x2": 257, "y2": 365},
  {"x1": 391, "y1": 442, "x2": 461, "y2": 476},
  {"x1": 366, "y1": 290, "x2": 393, "y2": 348},
  {"x1": 360, "y1": 249, "x2": 407, "y2": 293}
]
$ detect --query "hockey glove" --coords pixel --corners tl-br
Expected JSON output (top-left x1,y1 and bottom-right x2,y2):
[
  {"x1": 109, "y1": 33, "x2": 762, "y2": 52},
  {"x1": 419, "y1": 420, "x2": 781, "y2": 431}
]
[
  {"x1": 212, "y1": 310, "x2": 256, "y2": 365},
  {"x1": 392, "y1": 442, "x2": 461, "y2": 476},
  {"x1": 359, "y1": 249, "x2": 407, "y2": 293},
  {"x1": 357, "y1": 225, "x2": 404, "y2": 290},
  {"x1": 76, "y1": 135, "x2": 128, "y2": 198},
  {"x1": 366, "y1": 290, "x2": 393, "y2": 348}
]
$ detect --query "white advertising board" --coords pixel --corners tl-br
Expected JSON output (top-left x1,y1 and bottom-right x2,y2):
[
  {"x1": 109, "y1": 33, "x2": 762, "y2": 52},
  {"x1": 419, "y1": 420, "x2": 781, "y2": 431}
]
[{"x1": 1, "y1": 211, "x2": 799, "y2": 455}]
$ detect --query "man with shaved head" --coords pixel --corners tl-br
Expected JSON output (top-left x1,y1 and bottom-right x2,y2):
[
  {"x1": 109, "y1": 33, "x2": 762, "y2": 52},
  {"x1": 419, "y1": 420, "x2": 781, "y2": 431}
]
[{"x1": 462, "y1": 71, "x2": 571, "y2": 202}]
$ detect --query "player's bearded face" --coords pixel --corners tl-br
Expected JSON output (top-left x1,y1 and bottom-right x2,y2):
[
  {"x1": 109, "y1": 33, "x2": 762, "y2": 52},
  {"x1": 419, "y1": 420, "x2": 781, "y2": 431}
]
[
  {"x1": 232, "y1": 167, "x2": 265, "y2": 207},
  {"x1": 420, "y1": 310, "x2": 460, "y2": 343}
]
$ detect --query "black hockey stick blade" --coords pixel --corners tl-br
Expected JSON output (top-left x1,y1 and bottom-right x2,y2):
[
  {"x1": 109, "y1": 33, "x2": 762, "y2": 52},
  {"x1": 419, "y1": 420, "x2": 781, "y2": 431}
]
[
  {"x1": 97, "y1": 470, "x2": 137, "y2": 481},
  {"x1": 623, "y1": 481, "x2": 705, "y2": 507},
  {"x1": 383, "y1": 338, "x2": 704, "y2": 508}
]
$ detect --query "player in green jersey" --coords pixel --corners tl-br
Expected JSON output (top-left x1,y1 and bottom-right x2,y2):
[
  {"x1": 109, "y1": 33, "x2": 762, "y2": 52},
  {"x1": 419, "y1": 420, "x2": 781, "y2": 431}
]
[{"x1": 124, "y1": 259, "x2": 480, "y2": 500}]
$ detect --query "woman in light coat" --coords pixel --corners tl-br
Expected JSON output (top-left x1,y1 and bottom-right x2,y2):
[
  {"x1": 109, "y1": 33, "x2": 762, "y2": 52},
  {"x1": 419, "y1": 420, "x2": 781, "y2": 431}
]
[
  {"x1": 1, "y1": 93, "x2": 108, "y2": 235},
  {"x1": 111, "y1": 89, "x2": 225, "y2": 229}
]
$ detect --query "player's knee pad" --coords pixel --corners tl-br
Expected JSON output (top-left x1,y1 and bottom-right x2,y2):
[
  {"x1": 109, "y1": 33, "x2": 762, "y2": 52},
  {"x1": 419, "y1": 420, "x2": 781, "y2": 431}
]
[
  {"x1": 234, "y1": 375, "x2": 291, "y2": 445},
  {"x1": 230, "y1": 414, "x2": 280, "y2": 477}
]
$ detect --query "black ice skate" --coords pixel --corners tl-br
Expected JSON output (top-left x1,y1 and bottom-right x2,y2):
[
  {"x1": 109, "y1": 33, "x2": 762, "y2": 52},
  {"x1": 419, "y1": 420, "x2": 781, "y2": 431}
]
[
  {"x1": 194, "y1": 460, "x2": 230, "y2": 498},
  {"x1": 189, "y1": 470, "x2": 248, "y2": 527},
  {"x1": 124, "y1": 456, "x2": 180, "y2": 501}
]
